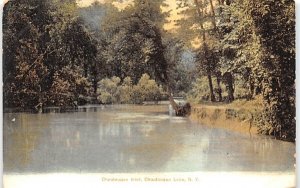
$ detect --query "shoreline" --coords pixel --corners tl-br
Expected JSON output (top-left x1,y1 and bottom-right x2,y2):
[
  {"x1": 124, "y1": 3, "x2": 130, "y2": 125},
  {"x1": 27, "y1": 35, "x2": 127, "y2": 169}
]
[{"x1": 189, "y1": 104, "x2": 260, "y2": 135}]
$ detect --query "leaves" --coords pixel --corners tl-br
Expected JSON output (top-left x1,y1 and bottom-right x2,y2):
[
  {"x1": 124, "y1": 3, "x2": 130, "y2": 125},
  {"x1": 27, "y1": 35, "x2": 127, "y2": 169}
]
[
  {"x1": 3, "y1": 0, "x2": 95, "y2": 109},
  {"x1": 97, "y1": 74, "x2": 165, "y2": 104}
]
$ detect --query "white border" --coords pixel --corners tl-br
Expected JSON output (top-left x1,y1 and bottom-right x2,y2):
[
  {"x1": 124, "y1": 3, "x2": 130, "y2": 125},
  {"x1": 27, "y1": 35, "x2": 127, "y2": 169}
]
[{"x1": 0, "y1": 0, "x2": 298, "y2": 187}]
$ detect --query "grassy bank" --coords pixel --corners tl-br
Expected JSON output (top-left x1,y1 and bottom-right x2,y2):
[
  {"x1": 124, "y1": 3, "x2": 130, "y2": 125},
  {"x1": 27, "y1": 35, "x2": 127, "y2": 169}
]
[{"x1": 189, "y1": 98, "x2": 264, "y2": 135}]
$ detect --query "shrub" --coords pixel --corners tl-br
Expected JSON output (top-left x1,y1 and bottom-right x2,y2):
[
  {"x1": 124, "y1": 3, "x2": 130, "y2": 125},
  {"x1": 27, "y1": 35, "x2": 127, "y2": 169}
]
[
  {"x1": 97, "y1": 76, "x2": 121, "y2": 104},
  {"x1": 97, "y1": 91, "x2": 112, "y2": 104},
  {"x1": 97, "y1": 74, "x2": 165, "y2": 104}
]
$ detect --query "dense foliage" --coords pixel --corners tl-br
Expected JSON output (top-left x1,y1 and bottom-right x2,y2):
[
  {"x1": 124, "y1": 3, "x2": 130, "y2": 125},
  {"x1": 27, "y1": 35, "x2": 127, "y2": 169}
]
[
  {"x1": 97, "y1": 74, "x2": 166, "y2": 104},
  {"x1": 177, "y1": 0, "x2": 295, "y2": 141},
  {"x1": 3, "y1": 0, "x2": 295, "y2": 140},
  {"x1": 3, "y1": 0, "x2": 96, "y2": 109}
]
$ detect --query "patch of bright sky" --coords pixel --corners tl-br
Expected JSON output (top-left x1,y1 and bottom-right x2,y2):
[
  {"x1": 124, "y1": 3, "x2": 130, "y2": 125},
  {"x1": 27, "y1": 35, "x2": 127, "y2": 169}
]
[
  {"x1": 161, "y1": 0, "x2": 185, "y2": 31},
  {"x1": 77, "y1": 0, "x2": 133, "y2": 10},
  {"x1": 76, "y1": 0, "x2": 201, "y2": 49},
  {"x1": 76, "y1": 0, "x2": 182, "y2": 31}
]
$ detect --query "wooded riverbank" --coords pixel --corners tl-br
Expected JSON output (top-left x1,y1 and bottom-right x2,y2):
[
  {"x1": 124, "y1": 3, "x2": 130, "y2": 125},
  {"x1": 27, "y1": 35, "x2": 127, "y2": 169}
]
[
  {"x1": 190, "y1": 98, "x2": 294, "y2": 142},
  {"x1": 190, "y1": 104, "x2": 259, "y2": 135},
  {"x1": 188, "y1": 97, "x2": 286, "y2": 140}
]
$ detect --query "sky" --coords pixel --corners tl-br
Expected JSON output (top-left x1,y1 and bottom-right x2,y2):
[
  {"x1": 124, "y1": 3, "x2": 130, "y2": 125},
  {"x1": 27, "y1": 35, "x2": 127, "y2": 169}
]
[
  {"x1": 76, "y1": 0, "x2": 183, "y2": 31},
  {"x1": 76, "y1": 0, "x2": 202, "y2": 49}
]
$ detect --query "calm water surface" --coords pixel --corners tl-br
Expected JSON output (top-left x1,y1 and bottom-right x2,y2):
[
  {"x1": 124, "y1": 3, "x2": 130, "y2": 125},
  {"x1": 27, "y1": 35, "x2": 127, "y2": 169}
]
[{"x1": 3, "y1": 105, "x2": 295, "y2": 174}]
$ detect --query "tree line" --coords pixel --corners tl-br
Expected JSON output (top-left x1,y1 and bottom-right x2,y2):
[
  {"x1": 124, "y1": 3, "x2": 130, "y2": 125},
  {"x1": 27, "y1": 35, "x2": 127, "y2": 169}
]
[
  {"x1": 176, "y1": 0, "x2": 295, "y2": 141},
  {"x1": 4, "y1": 0, "x2": 184, "y2": 105},
  {"x1": 3, "y1": 0, "x2": 295, "y2": 141}
]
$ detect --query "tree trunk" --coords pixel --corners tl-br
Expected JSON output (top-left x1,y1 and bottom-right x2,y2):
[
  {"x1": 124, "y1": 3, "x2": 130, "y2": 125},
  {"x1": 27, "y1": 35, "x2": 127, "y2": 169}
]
[
  {"x1": 207, "y1": 73, "x2": 216, "y2": 102},
  {"x1": 248, "y1": 75, "x2": 255, "y2": 100},
  {"x1": 228, "y1": 82, "x2": 234, "y2": 102},
  {"x1": 216, "y1": 71, "x2": 223, "y2": 102},
  {"x1": 209, "y1": 0, "x2": 217, "y2": 31},
  {"x1": 193, "y1": 0, "x2": 206, "y2": 41},
  {"x1": 93, "y1": 78, "x2": 97, "y2": 94},
  {"x1": 194, "y1": 0, "x2": 215, "y2": 103},
  {"x1": 91, "y1": 66, "x2": 98, "y2": 94},
  {"x1": 223, "y1": 72, "x2": 234, "y2": 102},
  {"x1": 84, "y1": 63, "x2": 88, "y2": 78}
]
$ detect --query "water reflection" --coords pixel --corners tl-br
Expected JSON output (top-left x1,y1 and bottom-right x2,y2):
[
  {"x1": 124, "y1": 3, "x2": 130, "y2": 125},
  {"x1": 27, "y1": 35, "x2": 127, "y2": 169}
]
[
  {"x1": 3, "y1": 105, "x2": 295, "y2": 174},
  {"x1": 4, "y1": 113, "x2": 49, "y2": 172}
]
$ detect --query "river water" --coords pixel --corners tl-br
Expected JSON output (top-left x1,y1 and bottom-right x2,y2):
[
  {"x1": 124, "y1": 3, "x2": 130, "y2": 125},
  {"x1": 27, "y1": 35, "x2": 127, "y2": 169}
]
[{"x1": 3, "y1": 105, "x2": 295, "y2": 174}]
